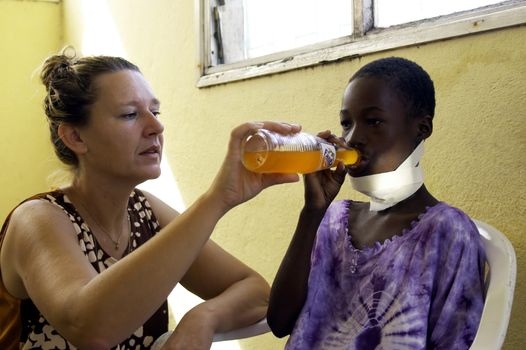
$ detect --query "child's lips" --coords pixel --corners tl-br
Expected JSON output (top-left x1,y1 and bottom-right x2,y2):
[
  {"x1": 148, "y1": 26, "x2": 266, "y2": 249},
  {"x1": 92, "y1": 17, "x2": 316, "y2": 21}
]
[{"x1": 346, "y1": 157, "x2": 368, "y2": 174}]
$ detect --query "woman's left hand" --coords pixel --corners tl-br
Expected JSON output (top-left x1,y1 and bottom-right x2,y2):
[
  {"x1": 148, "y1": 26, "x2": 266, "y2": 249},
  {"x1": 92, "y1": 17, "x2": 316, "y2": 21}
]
[
  {"x1": 160, "y1": 309, "x2": 215, "y2": 350},
  {"x1": 207, "y1": 121, "x2": 301, "y2": 212}
]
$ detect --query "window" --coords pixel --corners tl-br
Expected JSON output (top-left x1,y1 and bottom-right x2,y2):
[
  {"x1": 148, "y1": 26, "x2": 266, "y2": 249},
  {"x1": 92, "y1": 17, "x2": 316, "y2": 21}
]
[
  {"x1": 208, "y1": 0, "x2": 353, "y2": 65},
  {"x1": 196, "y1": 0, "x2": 526, "y2": 87}
]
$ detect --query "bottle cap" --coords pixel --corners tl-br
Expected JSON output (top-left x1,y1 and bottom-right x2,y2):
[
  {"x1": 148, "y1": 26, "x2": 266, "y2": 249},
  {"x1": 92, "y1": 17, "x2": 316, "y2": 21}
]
[{"x1": 241, "y1": 130, "x2": 269, "y2": 172}]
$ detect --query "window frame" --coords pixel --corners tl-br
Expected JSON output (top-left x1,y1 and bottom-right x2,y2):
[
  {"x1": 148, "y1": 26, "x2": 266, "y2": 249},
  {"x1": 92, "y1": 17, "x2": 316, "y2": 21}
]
[{"x1": 195, "y1": 0, "x2": 526, "y2": 88}]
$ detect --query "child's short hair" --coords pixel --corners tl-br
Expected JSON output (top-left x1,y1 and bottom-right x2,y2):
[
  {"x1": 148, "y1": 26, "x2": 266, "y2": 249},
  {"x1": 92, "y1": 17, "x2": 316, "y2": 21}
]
[{"x1": 350, "y1": 57, "x2": 435, "y2": 119}]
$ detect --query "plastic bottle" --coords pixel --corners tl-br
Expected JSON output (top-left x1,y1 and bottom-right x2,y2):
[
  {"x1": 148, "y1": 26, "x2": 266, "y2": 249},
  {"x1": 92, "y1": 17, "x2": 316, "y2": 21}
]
[{"x1": 241, "y1": 129, "x2": 360, "y2": 174}]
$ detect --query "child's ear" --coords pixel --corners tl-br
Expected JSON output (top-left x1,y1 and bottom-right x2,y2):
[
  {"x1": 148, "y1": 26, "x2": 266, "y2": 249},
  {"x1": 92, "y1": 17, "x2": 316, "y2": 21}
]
[
  {"x1": 416, "y1": 115, "x2": 433, "y2": 142},
  {"x1": 58, "y1": 123, "x2": 88, "y2": 155}
]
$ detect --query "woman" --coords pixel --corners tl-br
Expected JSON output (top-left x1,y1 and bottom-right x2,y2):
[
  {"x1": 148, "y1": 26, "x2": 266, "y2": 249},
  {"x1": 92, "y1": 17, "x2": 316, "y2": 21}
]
[
  {"x1": 0, "y1": 49, "x2": 300, "y2": 349},
  {"x1": 268, "y1": 57, "x2": 486, "y2": 349}
]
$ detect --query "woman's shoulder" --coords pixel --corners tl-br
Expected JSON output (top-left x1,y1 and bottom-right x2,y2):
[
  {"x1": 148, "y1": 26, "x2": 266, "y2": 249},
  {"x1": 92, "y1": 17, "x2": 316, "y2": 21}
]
[
  {"x1": 7, "y1": 190, "x2": 72, "y2": 229},
  {"x1": 2, "y1": 191, "x2": 78, "y2": 269},
  {"x1": 9, "y1": 190, "x2": 64, "y2": 215},
  {"x1": 129, "y1": 188, "x2": 179, "y2": 229},
  {"x1": 130, "y1": 188, "x2": 164, "y2": 211}
]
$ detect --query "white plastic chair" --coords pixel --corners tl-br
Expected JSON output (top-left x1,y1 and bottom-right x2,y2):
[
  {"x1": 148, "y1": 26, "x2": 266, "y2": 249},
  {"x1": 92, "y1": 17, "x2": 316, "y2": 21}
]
[
  {"x1": 151, "y1": 317, "x2": 271, "y2": 349},
  {"x1": 470, "y1": 220, "x2": 516, "y2": 350}
]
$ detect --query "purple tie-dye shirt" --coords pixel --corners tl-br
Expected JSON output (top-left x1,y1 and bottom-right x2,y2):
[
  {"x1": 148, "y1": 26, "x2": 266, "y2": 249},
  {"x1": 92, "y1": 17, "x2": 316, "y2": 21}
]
[{"x1": 286, "y1": 201, "x2": 485, "y2": 350}]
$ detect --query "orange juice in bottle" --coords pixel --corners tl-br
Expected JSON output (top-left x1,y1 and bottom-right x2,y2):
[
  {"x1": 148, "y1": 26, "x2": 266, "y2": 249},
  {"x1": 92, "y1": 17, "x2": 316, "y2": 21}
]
[{"x1": 242, "y1": 129, "x2": 359, "y2": 174}]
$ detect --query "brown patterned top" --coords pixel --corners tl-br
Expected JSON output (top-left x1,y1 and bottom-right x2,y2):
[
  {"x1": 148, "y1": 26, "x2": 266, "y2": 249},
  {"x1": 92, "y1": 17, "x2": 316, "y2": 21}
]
[{"x1": 0, "y1": 189, "x2": 168, "y2": 349}]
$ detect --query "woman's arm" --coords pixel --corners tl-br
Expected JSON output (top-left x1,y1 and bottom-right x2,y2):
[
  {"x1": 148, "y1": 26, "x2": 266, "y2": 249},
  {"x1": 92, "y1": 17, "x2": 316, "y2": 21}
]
[
  {"x1": 1, "y1": 121, "x2": 299, "y2": 349},
  {"x1": 144, "y1": 191, "x2": 270, "y2": 349},
  {"x1": 164, "y1": 240, "x2": 270, "y2": 349}
]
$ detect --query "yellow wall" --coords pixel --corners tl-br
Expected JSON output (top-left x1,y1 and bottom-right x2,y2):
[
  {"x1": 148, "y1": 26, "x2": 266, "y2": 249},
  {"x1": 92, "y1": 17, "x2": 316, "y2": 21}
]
[
  {"x1": 2, "y1": 0, "x2": 523, "y2": 349},
  {"x1": 0, "y1": 1, "x2": 62, "y2": 222}
]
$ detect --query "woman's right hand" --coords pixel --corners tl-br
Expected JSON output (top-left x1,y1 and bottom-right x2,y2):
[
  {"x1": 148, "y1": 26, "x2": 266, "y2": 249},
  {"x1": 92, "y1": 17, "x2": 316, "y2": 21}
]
[{"x1": 207, "y1": 121, "x2": 301, "y2": 213}]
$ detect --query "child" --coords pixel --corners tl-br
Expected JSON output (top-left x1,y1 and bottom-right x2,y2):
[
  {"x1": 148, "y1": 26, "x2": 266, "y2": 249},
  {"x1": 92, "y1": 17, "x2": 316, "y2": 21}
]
[{"x1": 267, "y1": 57, "x2": 486, "y2": 349}]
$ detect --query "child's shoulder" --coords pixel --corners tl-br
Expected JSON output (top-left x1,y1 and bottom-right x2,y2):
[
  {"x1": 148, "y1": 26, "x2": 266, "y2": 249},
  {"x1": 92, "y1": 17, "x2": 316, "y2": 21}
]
[
  {"x1": 324, "y1": 199, "x2": 368, "y2": 221},
  {"x1": 327, "y1": 199, "x2": 367, "y2": 213},
  {"x1": 424, "y1": 202, "x2": 480, "y2": 243},
  {"x1": 427, "y1": 202, "x2": 474, "y2": 225}
]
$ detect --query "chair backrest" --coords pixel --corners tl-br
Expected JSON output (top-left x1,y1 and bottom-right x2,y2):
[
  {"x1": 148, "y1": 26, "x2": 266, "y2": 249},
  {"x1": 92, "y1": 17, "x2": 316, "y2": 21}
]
[{"x1": 469, "y1": 219, "x2": 517, "y2": 350}]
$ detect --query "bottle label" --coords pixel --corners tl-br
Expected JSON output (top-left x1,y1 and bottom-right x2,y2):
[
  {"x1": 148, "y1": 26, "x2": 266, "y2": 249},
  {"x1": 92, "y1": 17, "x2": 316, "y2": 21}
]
[{"x1": 320, "y1": 143, "x2": 336, "y2": 169}]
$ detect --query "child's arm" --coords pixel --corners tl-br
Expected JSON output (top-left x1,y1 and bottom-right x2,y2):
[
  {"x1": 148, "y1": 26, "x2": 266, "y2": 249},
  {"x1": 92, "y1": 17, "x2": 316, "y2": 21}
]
[
  {"x1": 267, "y1": 163, "x2": 347, "y2": 337},
  {"x1": 267, "y1": 207, "x2": 326, "y2": 337}
]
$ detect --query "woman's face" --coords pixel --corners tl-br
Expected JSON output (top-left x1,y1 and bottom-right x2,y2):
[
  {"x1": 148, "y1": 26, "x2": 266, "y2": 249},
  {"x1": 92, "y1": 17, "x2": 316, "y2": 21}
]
[
  {"x1": 79, "y1": 69, "x2": 164, "y2": 183},
  {"x1": 340, "y1": 77, "x2": 419, "y2": 177}
]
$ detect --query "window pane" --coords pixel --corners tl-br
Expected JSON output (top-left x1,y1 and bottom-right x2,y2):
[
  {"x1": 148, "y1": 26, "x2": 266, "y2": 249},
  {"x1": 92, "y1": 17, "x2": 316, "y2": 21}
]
[
  {"x1": 374, "y1": 0, "x2": 506, "y2": 27},
  {"x1": 216, "y1": 0, "x2": 353, "y2": 65}
]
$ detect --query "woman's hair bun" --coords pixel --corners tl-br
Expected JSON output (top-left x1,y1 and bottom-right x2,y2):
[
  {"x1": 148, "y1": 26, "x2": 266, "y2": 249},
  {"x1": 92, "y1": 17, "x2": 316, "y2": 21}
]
[{"x1": 40, "y1": 46, "x2": 77, "y2": 89}]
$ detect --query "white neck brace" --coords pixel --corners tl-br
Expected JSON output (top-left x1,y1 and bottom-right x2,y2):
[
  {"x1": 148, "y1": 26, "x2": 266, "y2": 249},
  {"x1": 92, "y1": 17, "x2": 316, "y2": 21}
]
[{"x1": 349, "y1": 142, "x2": 425, "y2": 211}]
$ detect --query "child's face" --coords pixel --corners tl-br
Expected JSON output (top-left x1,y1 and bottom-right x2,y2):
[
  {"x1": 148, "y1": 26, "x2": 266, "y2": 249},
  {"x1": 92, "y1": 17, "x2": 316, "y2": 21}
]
[{"x1": 340, "y1": 77, "x2": 420, "y2": 177}]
